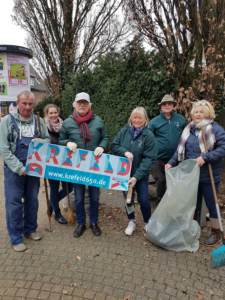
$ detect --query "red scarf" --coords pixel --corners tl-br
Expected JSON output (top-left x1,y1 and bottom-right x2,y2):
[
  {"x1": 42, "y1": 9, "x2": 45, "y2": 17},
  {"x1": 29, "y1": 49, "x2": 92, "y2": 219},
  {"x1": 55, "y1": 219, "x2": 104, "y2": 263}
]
[{"x1": 73, "y1": 110, "x2": 92, "y2": 143}]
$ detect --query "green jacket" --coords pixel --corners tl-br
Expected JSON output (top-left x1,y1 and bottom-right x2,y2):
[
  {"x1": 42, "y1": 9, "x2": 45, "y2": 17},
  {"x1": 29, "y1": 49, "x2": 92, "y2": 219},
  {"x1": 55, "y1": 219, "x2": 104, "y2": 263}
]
[
  {"x1": 111, "y1": 126, "x2": 157, "y2": 181},
  {"x1": 59, "y1": 114, "x2": 108, "y2": 150},
  {"x1": 0, "y1": 112, "x2": 49, "y2": 175},
  {"x1": 148, "y1": 111, "x2": 186, "y2": 163}
]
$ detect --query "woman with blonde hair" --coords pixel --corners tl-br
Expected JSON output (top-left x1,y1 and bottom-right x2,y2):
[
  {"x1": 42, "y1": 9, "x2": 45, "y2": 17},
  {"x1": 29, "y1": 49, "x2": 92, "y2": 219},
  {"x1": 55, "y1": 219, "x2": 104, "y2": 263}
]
[
  {"x1": 112, "y1": 107, "x2": 157, "y2": 236},
  {"x1": 166, "y1": 100, "x2": 225, "y2": 245},
  {"x1": 44, "y1": 104, "x2": 73, "y2": 224}
]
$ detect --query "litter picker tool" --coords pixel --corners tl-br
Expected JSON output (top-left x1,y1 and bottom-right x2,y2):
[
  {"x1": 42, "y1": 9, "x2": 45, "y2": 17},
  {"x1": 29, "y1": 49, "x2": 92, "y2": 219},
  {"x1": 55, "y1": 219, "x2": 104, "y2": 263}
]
[
  {"x1": 202, "y1": 130, "x2": 225, "y2": 268},
  {"x1": 124, "y1": 184, "x2": 135, "y2": 216},
  {"x1": 126, "y1": 184, "x2": 133, "y2": 204}
]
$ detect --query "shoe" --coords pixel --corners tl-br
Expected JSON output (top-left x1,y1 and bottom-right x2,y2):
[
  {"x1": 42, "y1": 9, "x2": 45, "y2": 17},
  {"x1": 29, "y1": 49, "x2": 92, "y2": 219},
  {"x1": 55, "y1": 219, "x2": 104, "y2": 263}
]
[
  {"x1": 55, "y1": 215, "x2": 68, "y2": 224},
  {"x1": 205, "y1": 229, "x2": 221, "y2": 246},
  {"x1": 13, "y1": 243, "x2": 27, "y2": 252},
  {"x1": 90, "y1": 224, "x2": 102, "y2": 236},
  {"x1": 73, "y1": 224, "x2": 86, "y2": 238},
  {"x1": 124, "y1": 220, "x2": 136, "y2": 236},
  {"x1": 25, "y1": 232, "x2": 42, "y2": 241},
  {"x1": 144, "y1": 223, "x2": 148, "y2": 232}
]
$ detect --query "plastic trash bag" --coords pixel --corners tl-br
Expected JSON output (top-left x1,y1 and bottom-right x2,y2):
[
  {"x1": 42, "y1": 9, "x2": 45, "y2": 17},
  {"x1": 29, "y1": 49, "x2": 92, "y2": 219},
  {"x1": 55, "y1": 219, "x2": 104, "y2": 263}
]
[{"x1": 146, "y1": 159, "x2": 201, "y2": 252}]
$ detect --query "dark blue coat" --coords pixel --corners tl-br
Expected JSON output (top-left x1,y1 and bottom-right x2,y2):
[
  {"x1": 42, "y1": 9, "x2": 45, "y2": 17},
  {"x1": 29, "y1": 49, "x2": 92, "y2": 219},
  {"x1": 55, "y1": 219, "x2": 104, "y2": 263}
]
[{"x1": 169, "y1": 122, "x2": 225, "y2": 183}]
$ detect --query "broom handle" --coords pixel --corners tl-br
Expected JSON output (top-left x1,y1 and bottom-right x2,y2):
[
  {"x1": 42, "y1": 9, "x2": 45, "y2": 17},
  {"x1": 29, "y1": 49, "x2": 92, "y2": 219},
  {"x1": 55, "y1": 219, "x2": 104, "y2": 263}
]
[
  {"x1": 66, "y1": 182, "x2": 71, "y2": 208},
  {"x1": 44, "y1": 178, "x2": 50, "y2": 205},
  {"x1": 37, "y1": 112, "x2": 52, "y2": 230},
  {"x1": 202, "y1": 131, "x2": 224, "y2": 238},
  {"x1": 207, "y1": 164, "x2": 224, "y2": 233}
]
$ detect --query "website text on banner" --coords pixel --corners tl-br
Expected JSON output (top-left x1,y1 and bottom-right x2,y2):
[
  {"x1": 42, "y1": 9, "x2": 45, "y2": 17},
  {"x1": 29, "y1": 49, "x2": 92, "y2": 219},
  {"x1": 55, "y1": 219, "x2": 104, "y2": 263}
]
[{"x1": 25, "y1": 141, "x2": 131, "y2": 191}]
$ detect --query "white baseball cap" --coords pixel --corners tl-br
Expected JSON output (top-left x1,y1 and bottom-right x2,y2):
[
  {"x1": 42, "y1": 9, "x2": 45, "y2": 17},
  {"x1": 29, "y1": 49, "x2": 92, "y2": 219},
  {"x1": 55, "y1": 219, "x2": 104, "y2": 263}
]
[{"x1": 74, "y1": 92, "x2": 90, "y2": 103}]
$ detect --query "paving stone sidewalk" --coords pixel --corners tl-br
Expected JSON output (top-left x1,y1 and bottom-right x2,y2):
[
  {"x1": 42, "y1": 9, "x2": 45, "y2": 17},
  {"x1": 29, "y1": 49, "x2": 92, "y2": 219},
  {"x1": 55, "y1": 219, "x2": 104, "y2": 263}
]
[{"x1": 0, "y1": 161, "x2": 225, "y2": 300}]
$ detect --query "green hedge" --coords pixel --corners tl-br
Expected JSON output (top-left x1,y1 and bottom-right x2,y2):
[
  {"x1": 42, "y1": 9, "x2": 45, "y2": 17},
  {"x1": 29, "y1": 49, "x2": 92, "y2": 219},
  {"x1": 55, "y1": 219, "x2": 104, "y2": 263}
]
[{"x1": 36, "y1": 42, "x2": 178, "y2": 140}]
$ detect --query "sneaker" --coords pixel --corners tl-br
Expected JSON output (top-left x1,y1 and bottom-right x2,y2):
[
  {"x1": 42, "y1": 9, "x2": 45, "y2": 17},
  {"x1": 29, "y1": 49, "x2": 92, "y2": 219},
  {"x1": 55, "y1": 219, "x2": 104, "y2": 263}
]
[
  {"x1": 25, "y1": 232, "x2": 42, "y2": 241},
  {"x1": 13, "y1": 243, "x2": 27, "y2": 252},
  {"x1": 144, "y1": 223, "x2": 148, "y2": 232},
  {"x1": 125, "y1": 220, "x2": 136, "y2": 236},
  {"x1": 205, "y1": 229, "x2": 221, "y2": 246}
]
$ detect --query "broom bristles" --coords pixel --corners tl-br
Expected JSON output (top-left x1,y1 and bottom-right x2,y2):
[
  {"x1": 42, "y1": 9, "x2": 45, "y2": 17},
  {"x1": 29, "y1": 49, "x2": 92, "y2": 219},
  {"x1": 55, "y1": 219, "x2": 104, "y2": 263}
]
[
  {"x1": 211, "y1": 244, "x2": 225, "y2": 268},
  {"x1": 66, "y1": 208, "x2": 75, "y2": 225}
]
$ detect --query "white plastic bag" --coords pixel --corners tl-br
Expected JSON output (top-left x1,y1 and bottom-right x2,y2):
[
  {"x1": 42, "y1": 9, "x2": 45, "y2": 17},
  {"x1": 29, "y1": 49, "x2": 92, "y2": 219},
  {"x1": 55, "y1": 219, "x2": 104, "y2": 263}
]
[{"x1": 146, "y1": 159, "x2": 201, "y2": 252}]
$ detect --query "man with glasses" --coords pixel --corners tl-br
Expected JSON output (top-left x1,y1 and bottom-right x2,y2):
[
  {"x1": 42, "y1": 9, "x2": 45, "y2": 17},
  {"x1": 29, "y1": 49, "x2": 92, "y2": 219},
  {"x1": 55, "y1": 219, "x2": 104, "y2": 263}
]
[
  {"x1": 149, "y1": 94, "x2": 186, "y2": 203},
  {"x1": 59, "y1": 92, "x2": 108, "y2": 238}
]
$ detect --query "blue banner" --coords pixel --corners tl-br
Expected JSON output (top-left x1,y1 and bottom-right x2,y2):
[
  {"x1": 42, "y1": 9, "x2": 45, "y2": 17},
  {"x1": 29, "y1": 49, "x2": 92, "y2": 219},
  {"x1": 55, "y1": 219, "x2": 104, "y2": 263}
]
[{"x1": 25, "y1": 141, "x2": 132, "y2": 191}]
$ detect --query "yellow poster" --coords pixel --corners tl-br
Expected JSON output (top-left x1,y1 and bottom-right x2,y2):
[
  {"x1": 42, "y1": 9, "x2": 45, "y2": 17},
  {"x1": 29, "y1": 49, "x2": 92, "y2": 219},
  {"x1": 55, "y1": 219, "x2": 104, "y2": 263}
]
[{"x1": 9, "y1": 64, "x2": 26, "y2": 80}]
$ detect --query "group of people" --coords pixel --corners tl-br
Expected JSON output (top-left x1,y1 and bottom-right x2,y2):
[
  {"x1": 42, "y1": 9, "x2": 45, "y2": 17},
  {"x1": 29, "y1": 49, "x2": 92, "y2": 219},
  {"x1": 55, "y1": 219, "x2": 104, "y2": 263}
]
[{"x1": 0, "y1": 90, "x2": 225, "y2": 252}]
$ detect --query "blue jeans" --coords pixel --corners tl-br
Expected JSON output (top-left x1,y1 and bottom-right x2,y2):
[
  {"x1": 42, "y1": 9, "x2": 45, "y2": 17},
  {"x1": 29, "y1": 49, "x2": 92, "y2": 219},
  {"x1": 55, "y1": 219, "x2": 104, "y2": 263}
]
[
  {"x1": 4, "y1": 165, "x2": 40, "y2": 245},
  {"x1": 195, "y1": 182, "x2": 219, "y2": 223},
  {"x1": 74, "y1": 184, "x2": 100, "y2": 225},
  {"x1": 126, "y1": 176, "x2": 151, "y2": 223},
  {"x1": 48, "y1": 179, "x2": 73, "y2": 217}
]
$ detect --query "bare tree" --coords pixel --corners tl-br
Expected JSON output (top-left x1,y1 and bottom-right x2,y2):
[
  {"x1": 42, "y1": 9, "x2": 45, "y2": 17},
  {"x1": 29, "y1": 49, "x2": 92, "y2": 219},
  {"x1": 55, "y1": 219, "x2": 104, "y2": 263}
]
[
  {"x1": 13, "y1": 0, "x2": 129, "y2": 95},
  {"x1": 125, "y1": 0, "x2": 200, "y2": 85},
  {"x1": 125, "y1": 0, "x2": 225, "y2": 110}
]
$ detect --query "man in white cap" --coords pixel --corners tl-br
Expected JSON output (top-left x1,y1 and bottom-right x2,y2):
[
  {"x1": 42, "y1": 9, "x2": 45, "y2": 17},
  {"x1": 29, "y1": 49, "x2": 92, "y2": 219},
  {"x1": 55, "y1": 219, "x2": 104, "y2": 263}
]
[
  {"x1": 59, "y1": 92, "x2": 108, "y2": 237},
  {"x1": 148, "y1": 94, "x2": 186, "y2": 202}
]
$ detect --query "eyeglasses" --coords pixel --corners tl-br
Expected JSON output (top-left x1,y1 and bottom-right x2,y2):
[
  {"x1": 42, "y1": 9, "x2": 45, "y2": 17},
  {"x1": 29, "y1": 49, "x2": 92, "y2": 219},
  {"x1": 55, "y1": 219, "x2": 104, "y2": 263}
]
[
  {"x1": 76, "y1": 101, "x2": 89, "y2": 106},
  {"x1": 161, "y1": 102, "x2": 175, "y2": 105}
]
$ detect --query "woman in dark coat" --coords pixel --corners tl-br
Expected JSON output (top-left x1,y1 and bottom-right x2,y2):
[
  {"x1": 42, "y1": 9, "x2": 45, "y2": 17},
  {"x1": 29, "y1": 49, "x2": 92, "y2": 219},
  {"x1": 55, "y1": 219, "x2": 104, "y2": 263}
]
[
  {"x1": 44, "y1": 104, "x2": 73, "y2": 224},
  {"x1": 166, "y1": 100, "x2": 225, "y2": 246},
  {"x1": 112, "y1": 107, "x2": 157, "y2": 236}
]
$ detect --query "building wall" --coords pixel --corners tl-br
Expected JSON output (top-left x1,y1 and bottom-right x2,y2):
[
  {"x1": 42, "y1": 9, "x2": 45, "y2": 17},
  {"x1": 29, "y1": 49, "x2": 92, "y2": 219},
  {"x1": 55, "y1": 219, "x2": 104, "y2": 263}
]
[{"x1": 32, "y1": 90, "x2": 49, "y2": 104}]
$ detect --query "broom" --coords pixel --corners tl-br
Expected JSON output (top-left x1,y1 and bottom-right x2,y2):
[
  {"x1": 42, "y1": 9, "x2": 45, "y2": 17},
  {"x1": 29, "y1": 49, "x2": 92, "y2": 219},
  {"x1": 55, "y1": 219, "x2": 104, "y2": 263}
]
[
  {"x1": 65, "y1": 183, "x2": 75, "y2": 224},
  {"x1": 37, "y1": 112, "x2": 52, "y2": 231},
  {"x1": 202, "y1": 131, "x2": 225, "y2": 268},
  {"x1": 207, "y1": 163, "x2": 225, "y2": 268}
]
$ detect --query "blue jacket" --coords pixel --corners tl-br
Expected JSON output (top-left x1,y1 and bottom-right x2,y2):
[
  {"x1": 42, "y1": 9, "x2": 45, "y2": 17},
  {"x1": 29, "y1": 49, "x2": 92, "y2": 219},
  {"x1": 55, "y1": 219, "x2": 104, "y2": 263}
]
[
  {"x1": 149, "y1": 112, "x2": 186, "y2": 163},
  {"x1": 169, "y1": 122, "x2": 225, "y2": 183}
]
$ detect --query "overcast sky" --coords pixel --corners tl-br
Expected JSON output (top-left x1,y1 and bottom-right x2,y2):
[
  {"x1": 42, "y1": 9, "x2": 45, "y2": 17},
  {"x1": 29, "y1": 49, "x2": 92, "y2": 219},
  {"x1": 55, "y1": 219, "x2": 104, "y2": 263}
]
[{"x1": 0, "y1": 0, "x2": 27, "y2": 47}]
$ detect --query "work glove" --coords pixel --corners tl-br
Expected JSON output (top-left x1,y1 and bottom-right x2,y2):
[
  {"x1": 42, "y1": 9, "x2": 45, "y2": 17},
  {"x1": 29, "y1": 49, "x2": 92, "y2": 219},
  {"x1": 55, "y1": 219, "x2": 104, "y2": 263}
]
[
  {"x1": 94, "y1": 146, "x2": 104, "y2": 157},
  {"x1": 32, "y1": 138, "x2": 48, "y2": 144},
  {"x1": 67, "y1": 142, "x2": 77, "y2": 152}
]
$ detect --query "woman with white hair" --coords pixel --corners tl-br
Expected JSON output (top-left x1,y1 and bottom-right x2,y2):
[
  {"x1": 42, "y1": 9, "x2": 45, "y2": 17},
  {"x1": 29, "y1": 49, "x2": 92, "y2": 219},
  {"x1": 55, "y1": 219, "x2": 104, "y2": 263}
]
[
  {"x1": 59, "y1": 92, "x2": 108, "y2": 238},
  {"x1": 112, "y1": 107, "x2": 157, "y2": 236},
  {"x1": 166, "y1": 100, "x2": 225, "y2": 246}
]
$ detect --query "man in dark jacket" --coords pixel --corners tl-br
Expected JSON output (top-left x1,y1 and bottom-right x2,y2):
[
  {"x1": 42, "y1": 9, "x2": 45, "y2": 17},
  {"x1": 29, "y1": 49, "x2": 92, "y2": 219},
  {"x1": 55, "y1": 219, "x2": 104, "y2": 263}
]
[
  {"x1": 59, "y1": 92, "x2": 108, "y2": 238},
  {"x1": 148, "y1": 94, "x2": 186, "y2": 202}
]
